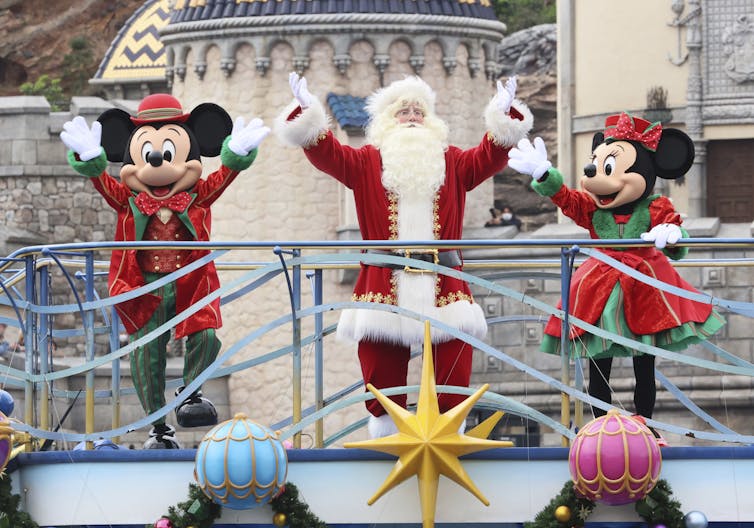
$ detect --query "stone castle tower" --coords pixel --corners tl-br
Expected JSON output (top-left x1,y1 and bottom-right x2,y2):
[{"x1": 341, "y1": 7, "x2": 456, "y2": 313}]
[{"x1": 87, "y1": 0, "x2": 508, "y2": 439}]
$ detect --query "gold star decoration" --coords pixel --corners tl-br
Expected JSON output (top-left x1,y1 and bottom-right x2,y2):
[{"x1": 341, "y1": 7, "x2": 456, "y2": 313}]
[
  {"x1": 344, "y1": 321, "x2": 513, "y2": 527},
  {"x1": 577, "y1": 503, "x2": 595, "y2": 521}
]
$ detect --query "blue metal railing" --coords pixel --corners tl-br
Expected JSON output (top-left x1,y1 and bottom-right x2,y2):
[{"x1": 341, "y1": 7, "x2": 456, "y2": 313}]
[{"x1": 0, "y1": 237, "x2": 752, "y2": 448}]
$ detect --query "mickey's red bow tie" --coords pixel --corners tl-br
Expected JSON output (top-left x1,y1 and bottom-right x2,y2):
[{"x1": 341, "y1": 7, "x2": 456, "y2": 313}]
[{"x1": 134, "y1": 191, "x2": 192, "y2": 216}]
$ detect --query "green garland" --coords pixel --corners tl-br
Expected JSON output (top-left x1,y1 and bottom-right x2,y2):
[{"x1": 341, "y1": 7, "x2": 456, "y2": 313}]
[
  {"x1": 0, "y1": 473, "x2": 39, "y2": 528},
  {"x1": 152, "y1": 481, "x2": 328, "y2": 528},
  {"x1": 270, "y1": 482, "x2": 329, "y2": 528},
  {"x1": 148, "y1": 483, "x2": 221, "y2": 528},
  {"x1": 524, "y1": 479, "x2": 684, "y2": 528}
]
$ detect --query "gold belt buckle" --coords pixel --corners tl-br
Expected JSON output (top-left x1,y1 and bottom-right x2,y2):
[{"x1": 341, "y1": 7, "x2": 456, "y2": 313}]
[{"x1": 403, "y1": 249, "x2": 438, "y2": 273}]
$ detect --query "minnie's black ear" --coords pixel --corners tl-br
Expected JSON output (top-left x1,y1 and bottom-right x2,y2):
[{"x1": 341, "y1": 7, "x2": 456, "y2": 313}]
[
  {"x1": 654, "y1": 128, "x2": 695, "y2": 179},
  {"x1": 186, "y1": 103, "x2": 233, "y2": 157},
  {"x1": 97, "y1": 108, "x2": 135, "y2": 162},
  {"x1": 592, "y1": 132, "x2": 605, "y2": 152}
]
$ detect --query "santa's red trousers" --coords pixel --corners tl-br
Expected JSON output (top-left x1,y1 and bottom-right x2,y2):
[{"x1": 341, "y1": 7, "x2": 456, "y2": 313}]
[{"x1": 357, "y1": 337, "x2": 473, "y2": 416}]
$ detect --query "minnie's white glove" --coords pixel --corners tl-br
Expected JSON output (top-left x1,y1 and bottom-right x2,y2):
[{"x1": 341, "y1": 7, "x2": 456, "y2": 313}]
[
  {"x1": 508, "y1": 137, "x2": 552, "y2": 181},
  {"x1": 640, "y1": 223, "x2": 682, "y2": 249},
  {"x1": 289, "y1": 72, "x2": 313, "y2": 109},
  {"x1": 496, "y1": 76, "x2": 517, "y2": 114},
  {"x1": 227, "y1": 116, "x2": 271, "y2": 156},
  {"x1": 60, "y1": 116, "x2": 103, "y2": 161}
]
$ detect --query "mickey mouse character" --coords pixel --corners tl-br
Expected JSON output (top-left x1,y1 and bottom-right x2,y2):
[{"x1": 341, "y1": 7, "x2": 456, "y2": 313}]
[
  {"x1": 61, "y1": 94, "x2": 270, "y2": 448},
  {"x1": 508, "y1": 112, "x2": 725, "y2": 443}
]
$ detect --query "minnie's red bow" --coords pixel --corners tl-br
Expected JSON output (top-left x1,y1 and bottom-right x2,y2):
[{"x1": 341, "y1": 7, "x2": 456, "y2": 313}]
[
  {"x1": 134, "y1": 191, "x2": 192, "y2": 216},
  {"x1": 604, "y1": 112, "x2": 662, "y2": 151}
]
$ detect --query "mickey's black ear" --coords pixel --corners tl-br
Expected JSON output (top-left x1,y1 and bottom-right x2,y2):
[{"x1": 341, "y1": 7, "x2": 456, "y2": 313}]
[
  {"x1": 97, "y1": 108, "x2": 135, "y2": 162},
  {"x1": 186, "y1": 103, "x2": 233, "y2": 157},
  {"x1": 654, "y1": 128, "x2": 695, "y2": 179},
  {"x1": 592, "y1": 132, "x2": 604, "y2": 152}
]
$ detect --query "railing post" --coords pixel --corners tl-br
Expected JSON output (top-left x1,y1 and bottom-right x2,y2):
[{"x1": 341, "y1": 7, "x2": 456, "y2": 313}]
[
  {"x1": 23, "y1": 254, "x2": 36, "y2": 450},
  {"x1": 38, "y1": 265, "x2": 51, "y2": 438},
  {"x1": 110, "y1": 309, "x2": 122, "y2": 444},
  {"x1": 309, "y1": 269, "x2": 324, "y2": 447},
  {"x1": 84, "y1": 251, "x2": 96, "y2": 449},
  {"x1": 559, "y1": 245, "x2": 579, "y2": 446},
  {"x1": 291, "y1": 249, "x2": 302, "y2": 448}
]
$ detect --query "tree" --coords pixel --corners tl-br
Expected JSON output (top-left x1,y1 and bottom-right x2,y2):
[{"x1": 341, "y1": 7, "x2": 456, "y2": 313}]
[
  {"x1": 493, "y1": 0, "x2": 556, "y2": 33},
  {"x1": 61, "y1": 36, "x2": 96, "y2": 96},
  {"x1": 19, "y1": 75, "x2": 65, "y2": 111}
]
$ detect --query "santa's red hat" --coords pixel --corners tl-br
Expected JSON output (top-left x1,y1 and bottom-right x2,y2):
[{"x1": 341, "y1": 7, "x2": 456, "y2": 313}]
[{"x1": 131, "y1": 94, "x2": 191, "y2": 125}]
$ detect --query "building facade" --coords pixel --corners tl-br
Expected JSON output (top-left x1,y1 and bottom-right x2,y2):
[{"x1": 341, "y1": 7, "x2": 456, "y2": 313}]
[{"x1": 558, "y1": 0, "x2": 754, "y2": 223}]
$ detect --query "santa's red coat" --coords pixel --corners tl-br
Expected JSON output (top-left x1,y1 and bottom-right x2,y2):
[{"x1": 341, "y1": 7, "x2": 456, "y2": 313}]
[{"x1": 303, "y1": 129, "x2": 511, "y2": 344}]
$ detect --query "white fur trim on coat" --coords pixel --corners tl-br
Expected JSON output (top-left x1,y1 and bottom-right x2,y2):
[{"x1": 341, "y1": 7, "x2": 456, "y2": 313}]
[
  {"x1": 274, "y1": 97, "x2": 330, "y2": 148},
  {"x1": 337, "y1": 271, "x2": 488, "y2": 346},
  {"x1": 484, "y1": 97, "x2": 533, "y2": 148}
]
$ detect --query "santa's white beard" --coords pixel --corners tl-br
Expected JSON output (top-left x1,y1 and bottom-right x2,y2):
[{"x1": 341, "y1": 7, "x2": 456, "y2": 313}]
[
  {"x1": 380, "y1": 125, "x2": 446, "y2": 198},
  {"x1": 380, "y1": 125, "x2": 446, "y2": 241}
]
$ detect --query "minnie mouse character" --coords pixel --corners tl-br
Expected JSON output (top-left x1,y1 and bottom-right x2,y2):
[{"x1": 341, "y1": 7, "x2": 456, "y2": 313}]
[
  {"x1": 508, "y1": 113, "x2": 725, "y2": 443},
  {"x1": 61, "y1": 94, "x2": 270, "y2": 448}
]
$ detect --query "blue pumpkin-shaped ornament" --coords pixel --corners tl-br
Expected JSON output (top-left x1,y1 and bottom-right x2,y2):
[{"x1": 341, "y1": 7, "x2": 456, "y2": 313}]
[
  {"x1": 0, "y1": 389, "x2": 14, "y2": 417},
  {"x1": 194, "y1": 413, "x2": 288, "y2": 510}
]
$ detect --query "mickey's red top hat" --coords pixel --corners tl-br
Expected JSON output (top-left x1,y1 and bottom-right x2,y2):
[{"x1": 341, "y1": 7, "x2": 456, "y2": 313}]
[{"x1": 131, "y1": 94, "x2": 191, "y2": 125}]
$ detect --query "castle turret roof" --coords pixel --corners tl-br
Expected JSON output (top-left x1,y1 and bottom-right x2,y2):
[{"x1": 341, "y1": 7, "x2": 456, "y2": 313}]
[{"x1": 169, "y1": 0, "x2": 498, "y2": 22}]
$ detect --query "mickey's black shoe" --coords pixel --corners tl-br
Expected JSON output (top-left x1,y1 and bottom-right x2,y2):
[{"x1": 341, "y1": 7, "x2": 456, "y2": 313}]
[
  {"x1": 175, "y1": 387, "x2": 218, "y2": 428},
  {"x1": 143, "y1": 423, "x2": 182, "y2": 449}
]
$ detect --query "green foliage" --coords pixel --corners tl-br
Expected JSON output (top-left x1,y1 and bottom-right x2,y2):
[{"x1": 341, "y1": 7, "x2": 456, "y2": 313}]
[
  {"x1": 19, "y1": 75, "x2": 65, "y2": 111},
  {"x1": 493, "y1": 0, "x2": 556, "y2": 33},
  {"x1": 635, "y1": 479, "x2": 685, "y2": 528},
  {"x1": 271, "y1": 482, "x2": 329, "y2": 528},
  {"x1": 525, "y1": 480, "x2": 595, "y2": 528},
  {"x1": 525, "y1": 479, "x2": 685, "y2": 528},
  {"x1": 61, "y1": 36, "x2": 96, "y2": 96},
  {"x1": 0, "y1": 473, "x2": 40, "y2": 528},
  {"x1": 18, "y1": 36, "x2": 96, "y2": 111},
  {"x1": 154, "y1": 483, "x2": 221, "y2": 528}
]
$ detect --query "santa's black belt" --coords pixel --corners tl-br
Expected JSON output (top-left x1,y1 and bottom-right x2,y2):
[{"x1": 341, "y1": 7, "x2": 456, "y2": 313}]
[{"x1": 365, "y1": 249, "x2": 462, "y2": 271}]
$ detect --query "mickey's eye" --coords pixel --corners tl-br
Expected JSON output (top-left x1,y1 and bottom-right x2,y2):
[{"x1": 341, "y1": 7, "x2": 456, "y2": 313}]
[
  {"x1": 162, "y1": 139, "x2": 176, "y2": 162},
  {"x1": 141, "y1": 142, "x2": 154, "y2": 164},
  {"x1": 603, "y1": 155, "x2": 616, "y2": 176}
]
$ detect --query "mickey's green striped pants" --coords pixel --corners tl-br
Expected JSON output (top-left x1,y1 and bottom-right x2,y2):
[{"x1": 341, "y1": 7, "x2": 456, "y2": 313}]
[{"x1": 129, "y1": 274, "x2": 221, "y2": 425}]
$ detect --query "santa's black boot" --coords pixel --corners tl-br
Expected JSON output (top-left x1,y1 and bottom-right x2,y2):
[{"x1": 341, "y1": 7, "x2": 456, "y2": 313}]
[
  {"x1": 175, "y1": 387, "x2": 218, "y2": 428},
  {"x1": 143, "y1": 423, "x2": 182, "y2": 449}
]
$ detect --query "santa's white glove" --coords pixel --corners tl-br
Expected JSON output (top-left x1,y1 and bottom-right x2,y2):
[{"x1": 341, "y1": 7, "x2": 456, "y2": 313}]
[
  {"x1": 640, "y1": 223, "x2": 682, "y2": 249},
  {"x1": 60, "y1": 116, "x2": 103, "y2": 161},
  {"x1": 289, "y1": 72, "x2": 313, "y2": 109},
  {"x1": 227, "y1": 116, "x2": 271, "y2": 156},
  {"x1": 496, "y1": 76, "x2": 517, "y2": 114},
  {"x1": 508, "y1": 137, "x2": 552, "y2": 181}
]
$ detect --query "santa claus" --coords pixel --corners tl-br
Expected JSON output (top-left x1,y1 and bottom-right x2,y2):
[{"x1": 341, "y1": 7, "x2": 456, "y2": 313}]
[{"x1": 275, "y1": 73, "x2": 532, "y2": 437}]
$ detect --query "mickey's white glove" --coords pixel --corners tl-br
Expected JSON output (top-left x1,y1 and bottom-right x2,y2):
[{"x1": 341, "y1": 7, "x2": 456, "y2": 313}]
[
  {"x1": 496, "y1": 76, "x2": 517, "y2": 114},
  {"x1": 60, "y1": 116, "x2": 103, "y2": 161},
  {"x1": 640, "y1": 223, "x2": 682, "y2": 249},
  {"x1": 289, "y1": 72, "x2": 313, "y2": 109},
  {"x1": 227, "y1": 116, "x2": 271, "y2": 156},
  {"x1": 508, "y1": 137, "x2": 552, "y2": 181}
]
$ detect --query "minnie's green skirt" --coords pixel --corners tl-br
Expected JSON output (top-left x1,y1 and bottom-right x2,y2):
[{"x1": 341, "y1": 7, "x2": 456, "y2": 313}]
[{"x1": 541, "y1": 283, "x2": 726, "y2": 359}]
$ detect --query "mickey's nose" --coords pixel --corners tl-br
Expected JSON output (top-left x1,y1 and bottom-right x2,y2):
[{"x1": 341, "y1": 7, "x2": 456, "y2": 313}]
[
  {"x1": 584, "y1": 163, "x2": 597, "y2": 178},
  {"x1": 147, "y1": 150, "x2": 163, "y2": 167}
]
